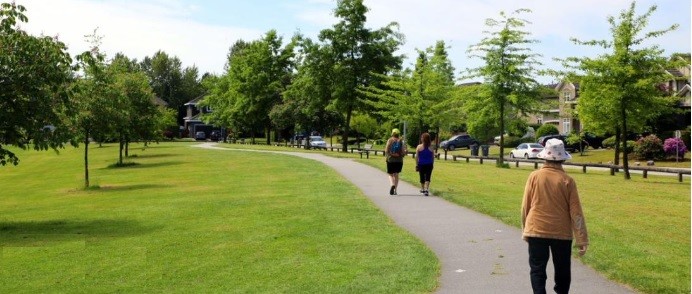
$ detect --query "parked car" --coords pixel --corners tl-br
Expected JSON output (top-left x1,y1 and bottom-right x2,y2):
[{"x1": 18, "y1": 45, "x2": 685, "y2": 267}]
[
  {"x1": 440, "y1": 134, "x2": 479, "y2": 151},
  {"x1": 209, "y1": 130, "x2": 222, "y2": 142},
  {"x1": 583, "y1": 132, "x2": 605, "y2": 149},
  {"x1": 309, "y1": 135, "x2": 327, "y2": 149},
  {"x1": 509, "y1": 143, "x2": 544, "y2": 159},
  {"x1": 195, "y1": 131, "x2": 206, "y2": 141}
]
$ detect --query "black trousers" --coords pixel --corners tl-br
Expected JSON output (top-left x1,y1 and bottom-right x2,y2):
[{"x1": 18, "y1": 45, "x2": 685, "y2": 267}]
[
  {"x1": 417, "y1": 164, "x2": 433, "y2": 184},
  {"x1": 527, "y1": 237, "x2": 572, "y2": 294}
]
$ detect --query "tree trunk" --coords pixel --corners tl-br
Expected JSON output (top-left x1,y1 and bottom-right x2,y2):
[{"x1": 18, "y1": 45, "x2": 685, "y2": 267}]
[
  {"x1": 84, "y1": 130, "x2": 90, "y2": 188},
  {"x1": 119, "y1": 135, "x2": 124, "y2": 165},
  {"x1": 265, "y1": 125, "x2": 271, "y2": 145},
  {"x1": 125, "y1": 137, "x2": 129, "y2": 157},
  {"x1": 435, "y1": 126, "x2": 440, "y2": 152},
  {"x1": 342, "y1": 108, "x2": 352, "y2": 153},
  {"x1": 620, "y1": 102, "x2": 631, "y2": 179},
  {"x1": 614, "y1": 127, "x2": 621, "y2": 165},
  {"x1": 498, "y1": 99, "x2": 505, "y2": 166}
]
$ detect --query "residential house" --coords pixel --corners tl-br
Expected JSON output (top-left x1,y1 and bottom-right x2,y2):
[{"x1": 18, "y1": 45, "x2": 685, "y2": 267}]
[
  {"x1": 529, "y1": 61, "x2": 690, "y2": 136},
  {"x1": 183, "y1": 95, "x2": 214, "y2": 138},
  {"x1": 527, "y1": 84, "x2": 561, "y2": 130}
]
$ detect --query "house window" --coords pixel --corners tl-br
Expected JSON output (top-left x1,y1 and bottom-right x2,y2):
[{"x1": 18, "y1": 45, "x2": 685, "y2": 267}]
[
  {"x1": 563, "y1": 119, "x2": 571, "y2": 134},
  {"x1": 537, "y1": 118, "x2": 543, "y2": 124},
  {"x1": 564, "y1": 91, "x2": 572, "y2": 101}
]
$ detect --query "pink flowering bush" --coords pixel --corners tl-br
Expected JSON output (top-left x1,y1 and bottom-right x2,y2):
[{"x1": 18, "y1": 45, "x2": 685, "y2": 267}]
[
  {"x1": 663, "y1": 137, "x2": 687, "y2": 159},
  {"x1": 633, "y1": 135, "x2": 665, "y2": 160}
]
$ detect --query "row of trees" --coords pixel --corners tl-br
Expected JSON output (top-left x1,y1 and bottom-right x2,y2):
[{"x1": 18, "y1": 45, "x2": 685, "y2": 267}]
[
  {"x1": 3, "y1": 0, "x2": 685, "y2": 181},
  {"x1": 0, "y1": 2, "x2": 207, "y2": 187},
  {"x1": 201, "y1": 0, "x2": 684, "y2": 179}
]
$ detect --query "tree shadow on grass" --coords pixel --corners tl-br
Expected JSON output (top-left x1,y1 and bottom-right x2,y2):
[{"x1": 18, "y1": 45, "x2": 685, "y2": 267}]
[
  {"x1": 127, "y1": 153, "x2": 176, "y2": 159},
  {"x1": 92, "y1": 184, "x2": 169, "y2": 193},
  {"x1": 0, "y1": 219, "x2": 158, "y2": 247},
  {"x1": 102, "y1": 161, "x2": 184, "y2": 170}
]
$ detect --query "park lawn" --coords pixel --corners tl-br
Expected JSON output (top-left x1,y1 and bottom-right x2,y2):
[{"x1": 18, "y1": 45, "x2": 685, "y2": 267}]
[
  {"x1": 357, "y1": 155, "x2": 690, "y2": 294},
  {"x1": 446, "y1": 145, "x2": 690, "y2": 169},
  {"x1": 0, "y1": 142, "x2": 438, "y2": 293},
  {"x1": 197, "y1": 142, "x2": 690, "y2": 293}
]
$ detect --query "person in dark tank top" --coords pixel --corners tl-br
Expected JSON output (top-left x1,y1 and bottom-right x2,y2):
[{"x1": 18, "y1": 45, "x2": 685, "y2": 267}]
[{"x1": 415, "y1": 132, "x2": 435, "y2": 196}]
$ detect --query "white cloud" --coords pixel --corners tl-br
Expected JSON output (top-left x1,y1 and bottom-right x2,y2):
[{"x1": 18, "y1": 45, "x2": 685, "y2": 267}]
[
  {"x1": 12, "y1": 0, "x2": 691, "y2": 82},
  {"x1": 17, "y1": 0, "x2": 262, "y2": 76}
]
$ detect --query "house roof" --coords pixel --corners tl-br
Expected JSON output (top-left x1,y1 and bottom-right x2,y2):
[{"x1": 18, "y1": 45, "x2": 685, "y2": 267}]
[
  {"x1": 667, "y1": 68, "x2": 685, "y2": 78},
  {"x1": 183, "y1": 112, "x2": 203, "y2": 122},
  {"x1": 183, "y1": 94, "x2": 206, "y2": 106},
  {"x1": 457, "y1": 81, "x2": 482, "y2": 87},
  {"x1": 152, "y1": 96, "x2": 168, "y2": 107}
]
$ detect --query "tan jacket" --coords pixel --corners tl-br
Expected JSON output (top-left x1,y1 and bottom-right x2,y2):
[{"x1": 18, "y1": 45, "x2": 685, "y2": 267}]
[{"x1": 521, "y1": 162, "x2": 589, "y2": 246}]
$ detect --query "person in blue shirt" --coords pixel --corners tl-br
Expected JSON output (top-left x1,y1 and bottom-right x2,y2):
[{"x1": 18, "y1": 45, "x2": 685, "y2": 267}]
[{"x1": 415, "y1": 132, "x2": 435, "y2": 196}]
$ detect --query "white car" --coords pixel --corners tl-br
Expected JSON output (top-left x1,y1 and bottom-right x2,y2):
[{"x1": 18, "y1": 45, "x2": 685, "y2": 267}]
[
  {"x1": 509, "y1": 143, "x2": 544, "y2": 159},
  {"x1": 309, "y1": 136, "x2": 327, "y2": 149}
]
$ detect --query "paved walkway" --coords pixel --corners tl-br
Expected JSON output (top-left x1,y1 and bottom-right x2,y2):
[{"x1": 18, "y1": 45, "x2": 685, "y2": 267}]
[{"x1": 194, "y1": 143, "x2": 637, "y2": 293}]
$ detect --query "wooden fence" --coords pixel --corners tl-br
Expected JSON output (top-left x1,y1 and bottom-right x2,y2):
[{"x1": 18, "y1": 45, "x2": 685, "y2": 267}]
[{"x1": 225, "y1": 141, "x2": 689, "y2": 182}]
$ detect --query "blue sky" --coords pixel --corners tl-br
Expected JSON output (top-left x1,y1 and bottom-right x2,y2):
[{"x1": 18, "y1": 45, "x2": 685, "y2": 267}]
[{"x1": 15, "y1": 0, "x2": 691, "y2": 84}]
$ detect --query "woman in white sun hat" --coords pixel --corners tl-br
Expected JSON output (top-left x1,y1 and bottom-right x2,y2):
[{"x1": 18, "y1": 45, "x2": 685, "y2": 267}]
[{"x1": 521, "y1": 138, "x2": 589, "y2": 294}]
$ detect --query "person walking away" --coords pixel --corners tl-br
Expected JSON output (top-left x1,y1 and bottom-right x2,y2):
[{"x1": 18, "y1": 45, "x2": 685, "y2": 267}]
[
  {"x1": 416, "y1": 132, "x2": 435, "y2": 196},
  {"x1": 385, "y1": 128, "x2": 405, "y2": 195},
  {"x1": 521, "y1": 138, "x2": 589, "y2": 294}
]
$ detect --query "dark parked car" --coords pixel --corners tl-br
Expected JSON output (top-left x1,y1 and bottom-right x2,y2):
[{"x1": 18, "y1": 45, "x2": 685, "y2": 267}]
[
  {"x1": 583, "y1": 132, "x2": 605, "y2": 149},
  {"x1": 210, "y1": 130, "x2": 222, "y2": 142},
  {"x1": 195, "y1": 131, "x2": 206, "y2": 141},
  {"x1": 440, "y1": 134, "x2": 479, "y2": 151}
]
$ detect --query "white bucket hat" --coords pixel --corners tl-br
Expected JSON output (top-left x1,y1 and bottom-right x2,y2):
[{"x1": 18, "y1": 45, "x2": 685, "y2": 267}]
[{"x1": 537, "y1": 138, "x2": 572, "y2": 161}]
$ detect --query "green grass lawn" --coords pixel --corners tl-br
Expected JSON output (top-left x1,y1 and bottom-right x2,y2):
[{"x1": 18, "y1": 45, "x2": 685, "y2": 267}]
[
  {"x1": 2, "y1": 141, "x2": 690, "y2": 293},
  {"x1": 0, "y1": 142, "x2": 438, "y2": 293},
  {"x1": 355, "y1": 153, "x2": 690, "y2": 294},
  {"x1": 197, "y1": 142, "x2": 691, "y2": 293},
  {"x1": 440, "y1": 145, "x2": 691, "y2": 169}
]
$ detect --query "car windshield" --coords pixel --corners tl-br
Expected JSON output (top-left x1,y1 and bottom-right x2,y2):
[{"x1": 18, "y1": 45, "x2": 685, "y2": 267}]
[
  {"x1": 528, "y1": 143, "x2": 543, "y2": 148},
  {"x1": 310, "y1": 136, "x2": 323, "y2": 141}
]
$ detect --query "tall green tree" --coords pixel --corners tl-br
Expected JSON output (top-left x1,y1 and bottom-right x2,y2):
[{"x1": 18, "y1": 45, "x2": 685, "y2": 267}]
[
  {"x1": 141, "y1": 51, "x2": 205, "y2": 126},
  {"x1": 563, "y1": 1, "x2": 681, "y2": 179},
  {"x1": 364, "y1": 40, "x2": 456, "y2": 147},
  {"x1": 0, "y1": 2, "x2": 76, "y2": 166},
  {"x1": 274, "y1": 37, "x2": 342, "y2": 140},
  {"x1": 203, "y1": 30, "x2": 296, "y2": 144},
  {"x1": 108, "y1": 55, "x2": 159, "y2": 162},
  {"x1": 199, "y1": 41, "x2": 249, "y2": 138},
  {"x1": 73, "y1": 34, "x2": 125, "y2": 187},
  {"x1": 319, "y1": 0, "x2": 403, "y2": 152},
  {"x1": 464, "y1": 8, "x2": 542, "y2": 166}
]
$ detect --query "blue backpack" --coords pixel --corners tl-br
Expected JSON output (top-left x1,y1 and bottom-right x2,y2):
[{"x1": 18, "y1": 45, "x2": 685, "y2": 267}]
[{"x1": 390, "y1": 140, "x2": 402, "y2": 156}]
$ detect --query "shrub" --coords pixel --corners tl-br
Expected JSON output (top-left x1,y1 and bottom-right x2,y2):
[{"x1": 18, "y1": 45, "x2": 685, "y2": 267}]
[
  {"x1": 602, "y1": 136, "x2": 636, "y2": 153},
  {"x1": 663, "y1": 137, "x2": 687, "y2": 159},
  {"x1": 520, "y1": 136, "x2": 536, "y2": 144},
  {"x1": 602, "y1": 136, "x2": 616, "y2": 149},
  {"x1": 535, "y1": 124, "x2": 559, "y2": 138},
  {"x1": 633, "y1": 135, "x2": 665, "y2": 160},
  {"x1": 565, "y1": 133, "x2": 582, "y2": 146},
  {"x1": 502, "y1": 136, "x2": 522, "y2": 148}
]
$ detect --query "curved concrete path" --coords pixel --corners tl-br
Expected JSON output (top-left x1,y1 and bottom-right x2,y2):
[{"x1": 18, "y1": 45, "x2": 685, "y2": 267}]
[{"x1": 194, "y1": 143, "x2": 636, "y2": 294}]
